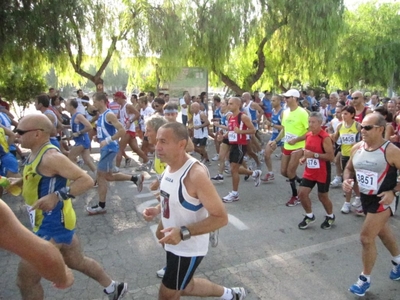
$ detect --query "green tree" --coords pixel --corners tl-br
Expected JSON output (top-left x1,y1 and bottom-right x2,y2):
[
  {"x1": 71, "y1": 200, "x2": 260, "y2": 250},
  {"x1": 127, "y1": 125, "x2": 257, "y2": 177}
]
[
  {"x1": 171, "y1": 0, "x2": 345, "y2": 94},
  {"x1": 331, "y1": 1, "x2": 400, "y2": 92}
]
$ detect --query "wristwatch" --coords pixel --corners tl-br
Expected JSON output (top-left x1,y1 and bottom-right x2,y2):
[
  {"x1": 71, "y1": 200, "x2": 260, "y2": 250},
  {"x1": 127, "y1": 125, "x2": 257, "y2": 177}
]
[
  {"x1": 180, "y1": 226, "x2": 191, "y2": 241},
  {"x1": 314, "y1": 153, "x2": 320, "y2": 158}
]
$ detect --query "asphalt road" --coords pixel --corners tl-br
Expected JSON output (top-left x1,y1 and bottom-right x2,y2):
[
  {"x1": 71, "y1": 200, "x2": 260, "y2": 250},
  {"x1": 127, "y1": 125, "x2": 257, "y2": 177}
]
[{"x1": 1, "y1": 135, "x2": 400, "y2": 299}]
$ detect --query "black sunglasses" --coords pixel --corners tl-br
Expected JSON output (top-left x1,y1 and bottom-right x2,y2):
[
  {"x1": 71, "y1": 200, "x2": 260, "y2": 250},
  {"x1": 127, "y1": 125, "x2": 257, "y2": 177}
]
[
  {"x1": 16, "y1": 128, "x2": 44, "y2": 135},
  {"x1": 284, "y1": 96, "x2": 292, "y2": 99},
  {"x1": 360, "y1": 125, "x2": 380, "y2": 131},
  {"x1": 351, "y1": 97, "x2": 360, "y2": 100}
]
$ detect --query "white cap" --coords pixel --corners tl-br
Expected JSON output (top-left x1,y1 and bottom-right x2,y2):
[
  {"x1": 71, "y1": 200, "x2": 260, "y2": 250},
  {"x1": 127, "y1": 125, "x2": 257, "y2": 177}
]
[{"x1": 282, "y1": 89, "x2": 300, "y2": 98}]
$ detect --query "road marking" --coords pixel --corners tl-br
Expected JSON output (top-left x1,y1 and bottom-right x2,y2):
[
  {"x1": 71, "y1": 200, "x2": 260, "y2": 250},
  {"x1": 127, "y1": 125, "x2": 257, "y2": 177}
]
[
  {"x1": 136, "y1": 193, "x2": 156, "y2": 199},
  {"x1": 228, "y1": 214, "x2": 249, "y2": 230},
  {"x1": 136, "y1": 199, "x2": 159, "y2": 213}
]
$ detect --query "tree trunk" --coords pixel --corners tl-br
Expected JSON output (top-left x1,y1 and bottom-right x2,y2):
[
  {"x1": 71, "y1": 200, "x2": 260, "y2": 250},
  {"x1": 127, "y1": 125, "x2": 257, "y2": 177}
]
[{"x1": 94, "y1": 77, "x2": 104, "y2": 92}]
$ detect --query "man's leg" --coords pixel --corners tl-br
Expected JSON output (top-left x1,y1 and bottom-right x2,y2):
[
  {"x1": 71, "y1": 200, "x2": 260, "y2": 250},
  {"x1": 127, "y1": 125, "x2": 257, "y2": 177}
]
[
  {"x1": 360, "y1": 209, "x2": 391, "y2": 275},
  {"x1": 97, "y1": 170, "x2": 109, "y2": 204},
  {"x1": 318, "y1": 192, "x2": 333, "y2": 215},
  {"x1": 379, "y1": 222, "x2": 400, "y2": 257},
  {"x1": 230, "y1": 162, "x2": 240, "y2": 191},
  {"x1": 17, "y1": 259, "x2": 43, "y2": 300},
  {"x1": 298, "y1": 186, "x2": 313, "y2": 213},
  {"x1": 60, "y1": 234, "x2": 112, "y2": 287}
]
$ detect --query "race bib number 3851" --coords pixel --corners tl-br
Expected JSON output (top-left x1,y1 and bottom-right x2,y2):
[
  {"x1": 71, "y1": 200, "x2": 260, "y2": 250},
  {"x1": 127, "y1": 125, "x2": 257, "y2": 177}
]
[{"x1": 356, "y1": 169, "x2": 378, "y2": 190}]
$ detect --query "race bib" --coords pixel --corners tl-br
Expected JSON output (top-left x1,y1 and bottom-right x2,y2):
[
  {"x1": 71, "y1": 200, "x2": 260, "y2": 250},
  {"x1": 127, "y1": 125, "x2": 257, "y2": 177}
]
[
  {"x1": 284, "y1": 132, "x2": 298, "y2": 142},
  {"x1": 25, "y1": 205, "x2": 35, "y2": 228},
  {"x1": 97, "y1": 127, "x2": 103, "y2": 139},
  {"x1": 306, "y1": 158, "x2": 320, "y2": 169},
  {"x1": 228, "y1": 131, "x2": 238, "y2": 142},
  {"x1": 341, "y1": 133, "x2": 356, "y2": 145},
  {"x1": 356, "y1": 169, "x2": 378, "y2": 190}
]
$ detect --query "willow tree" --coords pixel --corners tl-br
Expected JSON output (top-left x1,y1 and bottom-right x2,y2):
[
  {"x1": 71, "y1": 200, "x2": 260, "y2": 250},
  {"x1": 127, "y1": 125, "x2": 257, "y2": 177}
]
[
  {"x1": 172, "y1": 0, "x2": 344, "y2": 94},
  {"x1": 331, "y1": 1, "x2": 400, "y2": 91}
]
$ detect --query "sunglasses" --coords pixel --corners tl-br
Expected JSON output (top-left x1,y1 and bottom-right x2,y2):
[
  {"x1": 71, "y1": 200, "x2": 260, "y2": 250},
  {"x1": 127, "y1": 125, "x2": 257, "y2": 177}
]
[
  {"x1": 284, "y1": 96, "x2": 292, "y2": 99},
  {"x1": 351, "y1": 97, "x2": 360, "y2": 100},
  {"x1": 360, "y1": 125, "x2": 380, "y2": 131},
  {"x1": 16, "y1": 128, "x2": 44, "y2": 135}
]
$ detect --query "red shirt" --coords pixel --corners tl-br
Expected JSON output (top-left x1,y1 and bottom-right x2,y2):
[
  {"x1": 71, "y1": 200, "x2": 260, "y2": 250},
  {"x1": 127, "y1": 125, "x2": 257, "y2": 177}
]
[
  {"x1": 354, "y1": 107, "x2": 367, "y2": 123},
  {"x1": 303, "y1": 129, "x2": 330, "y2": 183},
  {"x1": 228, "y1": 112, "x2": 248, "y2": 145}
]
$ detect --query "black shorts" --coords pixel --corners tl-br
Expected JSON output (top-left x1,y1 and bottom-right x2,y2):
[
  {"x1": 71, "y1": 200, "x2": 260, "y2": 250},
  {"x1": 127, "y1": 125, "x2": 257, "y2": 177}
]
[
  {"x1": 162, "y1": 251, "x2": 204, "y2": 290},
  {"x1": 341, "y1": 156, "x2": 350, "y2": 170},
  {"x1": 229, "y1": 144, "x2": 247, "y2": 164},
  {"x1": 360, "y1": 194, "x2": 396, "y2": 215},
  {"x1": 192, "y1": 137, "x2": 207, "y2": 146},
  {"x1": 222, "y1": 138, "x2": 230, "y2": 145},
  {"x1": 300, "y1": 178, "x2": 330, "y2": 193}
]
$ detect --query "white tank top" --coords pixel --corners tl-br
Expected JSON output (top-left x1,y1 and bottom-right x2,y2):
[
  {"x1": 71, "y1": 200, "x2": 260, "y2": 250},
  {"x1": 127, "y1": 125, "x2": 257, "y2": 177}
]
[
  {"x1": 160, "y1": 156, "x2": 209, "y2": 257},
  {"x1": 193, "y1": 112, "x2": 208, "y2": 139},
  {"x1": 119, "y1": 103, "x2": 135, "y2": 132}
]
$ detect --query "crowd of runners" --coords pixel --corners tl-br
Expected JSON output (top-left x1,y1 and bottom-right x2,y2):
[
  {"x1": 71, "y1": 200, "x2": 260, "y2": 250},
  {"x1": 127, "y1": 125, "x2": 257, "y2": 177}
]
[{"x1": 1, "y1": 87, "x2": 400, "y2": 299}]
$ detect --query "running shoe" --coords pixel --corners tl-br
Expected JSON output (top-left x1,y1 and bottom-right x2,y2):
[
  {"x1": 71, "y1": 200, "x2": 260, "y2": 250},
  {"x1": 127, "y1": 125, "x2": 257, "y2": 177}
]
[
  {"x1": 125, "y1": 158, "x2": 131, "y2": 168},
  {"x1": 105, "y1": 281, "x2": 128, "y2": 300},
  {"x1": 390, "y1": 261, "x2": 400, "y2": 280},
  {"x1": 156, "y1": 267, "x2": 166, "y2": 278},
  {"x1": 222, "y1": 192, "x2": 240, "y2": 203},
  {"x1": 209, "y1": 230, "x2": 219, "y2": 247},
  {"x1": 136, "y1": 164, "x2": 148, "y2": 171},
  {"x1": 252, "y1": 170, "x2": 262, "y2": 187},
  {"x1": 261, "y1": 173, "x2": 275, "y2": 182},
  {"x1": 355, "y1": 207, "x2": 365, "y2": 216},
  {"x1": 340, "y1": 202, "x2": 351, "y2": 214},
  {"x1": 349, "y1": 275, "x2": 370, "y2": 296},
  {"x1": 211, "y1": 154, "x2": 219, "y2": 161},
  {"x1": 244, "y1": 167, "x2": 252, "y2": 181},
  {"x1": 231, "y1": 287, "x2": 247, "y2": 300},
  {"x1": 330, "y1": 176, "x2": 342, "y2": 188},
  {"x1": 211, "y1": 174, "x2": 224, "y2": 183},
  {"x1": 286, "y1": 196, "x2": 300, "y2": 207},
  {"x1": 135, "y1": 173, "x2": 144, "y2": 193},
  {"x1": 352, "y1": 196, "x2": 361, "y2": 208},
  {"x1": 320, "y1": 215, "x2": 335, "y2": 230},
  {"x1": 298, "y1": 215, "x2": 316, "y2": 229},
  {"x1": 86, "y1": 205, "x2": 107, "y2": 215}
]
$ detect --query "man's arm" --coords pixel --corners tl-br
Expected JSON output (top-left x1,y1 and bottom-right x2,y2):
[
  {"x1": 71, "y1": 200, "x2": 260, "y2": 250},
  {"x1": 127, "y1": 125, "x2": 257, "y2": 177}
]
[
  {"x1": 1, "y1": 125, "x2": 15, "y2": 145},
  {"x1": 31, "y1": 149, "x2": 94, "y2": 212},
  {"x1": 74, "y1": 114, "x2": 93, "y2": 135},
  {"x1": 0, "y1": 200, "x2": 73, "y2": 288},
  {"x1": 126, "y1": 104, "x2": 141, "y2": 121},
  {"x1": 234, "y1": 114, "x2": 256, "y2": 135},
  {"x1": 102, "y1": 112, "x2": 126, "y2": 144}
]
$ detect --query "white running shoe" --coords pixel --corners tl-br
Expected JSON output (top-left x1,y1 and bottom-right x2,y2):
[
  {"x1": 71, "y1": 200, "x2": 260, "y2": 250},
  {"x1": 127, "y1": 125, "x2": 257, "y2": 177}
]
[
  {"x1": 156, "y1": 267, "x2": 166, "y2": 278},
  {"x1": 211, "y1": 154, "x2": 219, "y2": 161},
  {"x1": 86, "y1": 205, "x2": 107, "y2": 215},
  {"x1": 352, "y1": 196, "x2": 361, "y2": 208},
  {"x1": 252, "y1": 170, "x2": 262, "y2": 187},
  {"x1": 341, "y1": 202, "x2": 351, "y2": 214},
  {"x1": 222, "y1": 192, "x2": 239, "y2": 203},
  {"x1": 231, "y1": 287, "x2": 247, "y2": 300},
  {"x1": 330, "y1": 176, "x2": 342, "y2": 188}
]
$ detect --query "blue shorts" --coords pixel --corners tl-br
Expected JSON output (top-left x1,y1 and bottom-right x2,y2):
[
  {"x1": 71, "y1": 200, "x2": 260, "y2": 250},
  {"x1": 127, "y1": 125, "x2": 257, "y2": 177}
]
[
  {"x1": 271, "y1": 132, "x2": 283, "y2": 147},
  {"x1": 73, "y1": 134, "x2": 91, "y2": 149},
  {"x1": 0, "y1": 152, "x2": 18, "y2": 175},
  {"x1": 98, "y1": 149, "x2": 117, "y2": 172},
  {"x1": 50, "y1": 137, "x2": 61, "y2": 149},
  {"x1": 36, "y1": 228, "x2": 75, "y2": 245}
]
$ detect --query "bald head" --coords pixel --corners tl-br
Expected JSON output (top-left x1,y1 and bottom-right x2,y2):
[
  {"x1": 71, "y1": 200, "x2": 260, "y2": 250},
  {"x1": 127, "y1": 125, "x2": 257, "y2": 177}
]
[
  {"x1": 242, "y1": 92, "x2": 251, "y2": 101},
  {"x1": 191, "y1": 102, "x2": 200, "y2": 113},
  {"x1": 19, "y1": 114, "x2": 53, "y2": 135}
]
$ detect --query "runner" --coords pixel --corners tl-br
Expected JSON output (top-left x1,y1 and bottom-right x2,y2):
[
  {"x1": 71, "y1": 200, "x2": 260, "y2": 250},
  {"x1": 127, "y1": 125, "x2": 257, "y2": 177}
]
[
  {"x1": 343, "y1": 113, "x2": 400, "y2": 296},
  {"x1": 269, "y1": 89, "x2": 309, "y2": 206},
  {"x1": 297, "y1": 112, "x2": 335, "y2": 229}
]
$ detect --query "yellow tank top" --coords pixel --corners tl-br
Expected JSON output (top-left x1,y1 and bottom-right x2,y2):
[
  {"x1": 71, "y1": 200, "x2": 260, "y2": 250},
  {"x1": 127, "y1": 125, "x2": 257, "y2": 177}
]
[
  {"x1": 22, "y1": 143, "x2": 76, "y2": 232},
  {"x1": 154, "y1": 154, "x2": 167, "y2": 177},
  {"x1": 339, "y1": 121, "x2": 359, "y2": 157},
  {"x1": 0, "y1": 127, "x2": 9, "y2": 154}
]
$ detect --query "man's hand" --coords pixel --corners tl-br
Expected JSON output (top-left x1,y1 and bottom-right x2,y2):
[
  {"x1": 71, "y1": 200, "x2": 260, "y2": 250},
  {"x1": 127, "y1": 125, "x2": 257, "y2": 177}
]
[
  {"x1": 342, "y1": 179, "x2": 354, "y2": 193},
  {"x1": 31, "y1": 193, "x2": 59, "y2": 212},
  {"x1": 378, "y1": 190, "x2": 396, "y2": 206},
  {"x1": 159, "y1": 227, "x2": 181, "y2": 245},
  {"x1": 287, "y1": 138, "x2": 297, "y2": 145},
  {"x1": 303, "y1": 149, "x2": 314, "y2": 159},
  {"x1": 53, "y1": 266, "x2": 74, "y2": 289},
  {"x1": 99, "y1": 140, "x2": 107, "y2": 148},
  {"x1": 234, "y1": 127, "x2": 240, "y2": 134},
  {"x1": 142, "y1": 206, "x2": 161, "y2": 222},
  {"x1": 72, "y1": 132, "x2": 80, "y2": 138}
]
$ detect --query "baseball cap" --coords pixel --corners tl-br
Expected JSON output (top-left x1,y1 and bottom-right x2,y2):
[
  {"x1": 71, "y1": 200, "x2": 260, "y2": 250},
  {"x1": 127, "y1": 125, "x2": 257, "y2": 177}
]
[
  {"x1": 113, "y1": 91, "x2": 126, "y2": 99},
  {"x1": 282, "y1": 89, "x2": 300, "y2": 98}
]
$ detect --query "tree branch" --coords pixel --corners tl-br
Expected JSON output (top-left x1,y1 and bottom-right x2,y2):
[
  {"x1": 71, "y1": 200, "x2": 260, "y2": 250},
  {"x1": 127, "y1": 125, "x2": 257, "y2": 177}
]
[
  {"x1": 64, "y1": 42, "x2": 95, "y2": 82},
  {"x1": 95, "y1": 36, "x2": 118, "y2": 78}
]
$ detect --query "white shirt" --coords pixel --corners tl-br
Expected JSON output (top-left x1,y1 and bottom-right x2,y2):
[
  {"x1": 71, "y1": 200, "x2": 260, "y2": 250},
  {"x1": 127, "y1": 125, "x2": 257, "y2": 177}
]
[{"x1": 180, "y1": 98, "x2": 187, "y2": 115}]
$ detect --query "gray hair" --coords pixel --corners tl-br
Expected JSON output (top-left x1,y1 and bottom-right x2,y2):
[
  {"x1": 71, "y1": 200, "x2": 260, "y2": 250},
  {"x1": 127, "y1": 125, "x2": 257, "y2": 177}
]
[
  {"x1": 309, "y1": 112, "x2": 323, "y2": 122},
  {"x1": 330, "y1": 92, "x2": 339, "y2": 99},
  {"x1": 145, "y1": 115, "x2": 167, "y2": 132}
]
